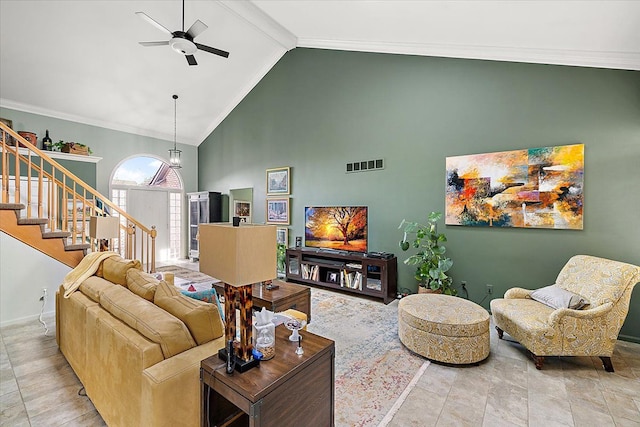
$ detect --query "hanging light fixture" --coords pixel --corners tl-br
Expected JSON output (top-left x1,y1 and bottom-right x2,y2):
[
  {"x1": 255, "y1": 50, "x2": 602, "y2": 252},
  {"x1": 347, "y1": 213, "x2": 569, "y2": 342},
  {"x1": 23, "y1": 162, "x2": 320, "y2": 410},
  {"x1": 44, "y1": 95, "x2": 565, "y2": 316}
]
[{"x1": 169, "y1": 94, "x2": 182, "y2": 169}]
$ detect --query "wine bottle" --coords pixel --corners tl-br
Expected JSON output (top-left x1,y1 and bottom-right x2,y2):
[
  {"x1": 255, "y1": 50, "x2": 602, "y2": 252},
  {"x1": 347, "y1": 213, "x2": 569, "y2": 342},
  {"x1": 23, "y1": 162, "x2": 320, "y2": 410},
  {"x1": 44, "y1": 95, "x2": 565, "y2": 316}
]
[{"x1": 42, "y1": 129, "x2": 52, "y2": 151}]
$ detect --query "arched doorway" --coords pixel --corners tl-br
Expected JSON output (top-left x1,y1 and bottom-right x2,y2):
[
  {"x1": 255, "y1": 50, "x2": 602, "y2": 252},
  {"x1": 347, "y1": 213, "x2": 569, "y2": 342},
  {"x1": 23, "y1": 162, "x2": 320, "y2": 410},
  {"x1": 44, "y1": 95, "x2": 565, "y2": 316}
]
[{"x1": 110, "y1": 155, "x2": 184, "y2": 261}]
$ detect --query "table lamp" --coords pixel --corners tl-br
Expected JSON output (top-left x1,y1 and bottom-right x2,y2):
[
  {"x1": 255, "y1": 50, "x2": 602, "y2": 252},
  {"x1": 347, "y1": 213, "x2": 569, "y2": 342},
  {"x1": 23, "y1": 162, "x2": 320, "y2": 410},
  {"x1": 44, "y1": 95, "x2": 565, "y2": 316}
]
[
  {"x1": 199, "y1": 223, "x2": 276, "y2": 372},
  {"x1": 89, "y1": 216, "x2": 120, "y2": 252}
]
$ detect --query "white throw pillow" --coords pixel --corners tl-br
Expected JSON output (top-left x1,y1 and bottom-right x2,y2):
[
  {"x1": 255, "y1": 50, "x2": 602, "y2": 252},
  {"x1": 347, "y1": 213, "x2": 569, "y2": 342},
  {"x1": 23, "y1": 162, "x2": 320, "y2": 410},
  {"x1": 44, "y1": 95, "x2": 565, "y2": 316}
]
[{"x1": 530, "y1": 284, "x2": 589, "y2": 310}]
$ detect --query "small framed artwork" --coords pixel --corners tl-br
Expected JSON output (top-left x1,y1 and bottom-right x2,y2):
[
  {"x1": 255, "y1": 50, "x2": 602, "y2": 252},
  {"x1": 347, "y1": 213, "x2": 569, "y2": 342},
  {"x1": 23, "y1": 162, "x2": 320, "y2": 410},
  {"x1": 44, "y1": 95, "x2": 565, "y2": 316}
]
[
  {"x1": 326, "y1": 271, "x2": 339, "y2": 284},
  {"x1": 266, "y1": 198, "x2": 290, "y2": 225},
  {"x1": 233, "y1": 200, "x2": 252, "y2": 224},
  {"x1": 266, "y1": 167, "x2": 290, "y2": 195},
  {"x1": 276, "y1": 227, "x2": 289, "y2": 246}
]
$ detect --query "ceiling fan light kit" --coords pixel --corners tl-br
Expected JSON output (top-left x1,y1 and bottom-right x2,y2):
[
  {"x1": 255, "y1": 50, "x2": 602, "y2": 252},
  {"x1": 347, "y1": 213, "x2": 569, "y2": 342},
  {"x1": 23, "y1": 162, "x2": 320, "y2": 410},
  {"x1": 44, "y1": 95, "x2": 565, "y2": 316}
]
[
  {"x1": 136, "y1": 0, "x2": 229, "y2": 66},
  {"x1": 170, "y1": 35, "x2": 197, "y2": 55}
]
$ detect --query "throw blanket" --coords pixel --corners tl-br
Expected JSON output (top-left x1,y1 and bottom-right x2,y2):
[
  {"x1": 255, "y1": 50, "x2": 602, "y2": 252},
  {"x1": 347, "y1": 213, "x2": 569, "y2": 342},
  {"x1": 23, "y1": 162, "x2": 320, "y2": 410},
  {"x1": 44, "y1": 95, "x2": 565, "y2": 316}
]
[{"x1": 62, "y1": 251, "x2": 119, "y2": 298}]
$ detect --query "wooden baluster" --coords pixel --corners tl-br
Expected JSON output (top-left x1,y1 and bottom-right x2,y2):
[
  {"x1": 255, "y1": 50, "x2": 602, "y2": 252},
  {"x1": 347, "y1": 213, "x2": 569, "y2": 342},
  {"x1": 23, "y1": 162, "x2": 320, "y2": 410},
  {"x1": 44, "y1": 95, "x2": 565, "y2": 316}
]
[
  {"x1": 37, "y1": 157, "x2": 43, "y2": 218},
  {"x1": 126, "y1": 223, "x2": 135, "y2": 259},
  {"x1": 1, "y1": 132, "x2": 7, "y2": 203},
  {"x1": 26, "y1": 152, "x2": 32, "y2": 218},
  {"x1": 13, "y1": 143, "x2": 19, "y2": 206},
  {"x1": 150, "y1": 226, "x2": 157, "y2": 273}
]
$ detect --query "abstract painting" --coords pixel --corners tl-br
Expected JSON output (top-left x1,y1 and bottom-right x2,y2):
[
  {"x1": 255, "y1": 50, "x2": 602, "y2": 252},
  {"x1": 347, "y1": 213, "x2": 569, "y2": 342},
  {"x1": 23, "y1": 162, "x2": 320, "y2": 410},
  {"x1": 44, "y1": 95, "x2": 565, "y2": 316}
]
[{"x1": 446, "y1": 144, "x2": 584, "y2": 229}]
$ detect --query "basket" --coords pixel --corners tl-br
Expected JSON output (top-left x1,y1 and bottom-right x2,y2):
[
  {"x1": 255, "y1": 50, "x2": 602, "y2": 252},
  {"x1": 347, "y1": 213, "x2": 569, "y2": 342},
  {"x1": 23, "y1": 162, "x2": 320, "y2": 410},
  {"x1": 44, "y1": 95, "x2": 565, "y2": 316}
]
[{"x1": 61, "y1": 142, "x2": 89, "y2": 155}]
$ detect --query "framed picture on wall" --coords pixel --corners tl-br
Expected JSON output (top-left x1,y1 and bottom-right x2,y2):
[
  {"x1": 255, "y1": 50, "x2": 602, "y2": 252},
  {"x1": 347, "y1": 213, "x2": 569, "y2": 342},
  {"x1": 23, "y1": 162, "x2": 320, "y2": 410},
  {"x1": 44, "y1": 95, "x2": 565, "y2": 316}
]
[
  {"x1": 276, "y1": 227, "x2": 289, "y2": 246},
  {"x1": 266, "y1": 167, "x2": 290, "y2": 195},
  {"x1": 266, "y1": 198, "x2": 290, "y2": 225},
  {"x1": 233, "y1": 200, "x2": 252, "y2": 224}
]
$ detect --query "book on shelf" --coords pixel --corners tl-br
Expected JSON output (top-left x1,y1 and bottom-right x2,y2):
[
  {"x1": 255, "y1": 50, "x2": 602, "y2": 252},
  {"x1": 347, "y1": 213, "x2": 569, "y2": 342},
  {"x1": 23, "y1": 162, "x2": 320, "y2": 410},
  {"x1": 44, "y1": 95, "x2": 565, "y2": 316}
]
[
  {"x1": 340, "y1": 269, "x2": 362, "y2": 290},
  {"x1": 301, "y1": 264, "x2": 319, "y2": 281}
]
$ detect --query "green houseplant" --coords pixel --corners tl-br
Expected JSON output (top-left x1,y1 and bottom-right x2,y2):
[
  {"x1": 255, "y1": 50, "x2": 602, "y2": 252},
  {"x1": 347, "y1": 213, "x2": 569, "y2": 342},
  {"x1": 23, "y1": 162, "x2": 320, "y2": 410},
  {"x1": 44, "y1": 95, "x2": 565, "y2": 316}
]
[
  {"x1": 276, "y1": 243, "x2": 287, "y2": 278},
  {"x1": 398, "y1": 211, "x2": 456, "y2": 295}
]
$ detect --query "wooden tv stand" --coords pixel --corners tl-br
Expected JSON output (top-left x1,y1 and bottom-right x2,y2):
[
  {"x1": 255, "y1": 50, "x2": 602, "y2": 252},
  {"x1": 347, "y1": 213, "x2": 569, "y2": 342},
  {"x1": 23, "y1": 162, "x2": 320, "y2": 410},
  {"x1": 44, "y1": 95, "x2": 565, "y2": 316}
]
[{"x1": 285, "y1": 248, "x2": 397, "y2": 304}]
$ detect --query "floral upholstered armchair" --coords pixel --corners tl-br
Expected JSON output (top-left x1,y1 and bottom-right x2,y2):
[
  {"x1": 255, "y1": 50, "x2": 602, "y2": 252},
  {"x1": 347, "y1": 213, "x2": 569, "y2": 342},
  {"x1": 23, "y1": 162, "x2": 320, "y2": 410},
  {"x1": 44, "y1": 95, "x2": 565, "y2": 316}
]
[{"x1": 490, "y1": 255, "x2": 640, "y2": 372}]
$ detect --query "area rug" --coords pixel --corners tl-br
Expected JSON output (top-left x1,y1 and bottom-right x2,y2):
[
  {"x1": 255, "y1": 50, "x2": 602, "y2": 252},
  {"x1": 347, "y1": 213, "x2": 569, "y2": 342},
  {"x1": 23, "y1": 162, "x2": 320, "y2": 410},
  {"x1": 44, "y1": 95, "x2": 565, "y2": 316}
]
[
  {"x1": 156, "y1": 266, "x2": 428, "y2": 426},
  {"x1": 307, "y1": 289, "x2": 427, "y2": 427}
]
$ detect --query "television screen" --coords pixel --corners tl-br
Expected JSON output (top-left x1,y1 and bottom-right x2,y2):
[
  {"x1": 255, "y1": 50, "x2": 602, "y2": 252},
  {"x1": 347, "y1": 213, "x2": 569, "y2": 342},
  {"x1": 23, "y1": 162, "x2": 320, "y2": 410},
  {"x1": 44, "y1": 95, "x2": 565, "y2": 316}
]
[{"x1": 304, "y1": 206, "x2": 368, "y2": 253}]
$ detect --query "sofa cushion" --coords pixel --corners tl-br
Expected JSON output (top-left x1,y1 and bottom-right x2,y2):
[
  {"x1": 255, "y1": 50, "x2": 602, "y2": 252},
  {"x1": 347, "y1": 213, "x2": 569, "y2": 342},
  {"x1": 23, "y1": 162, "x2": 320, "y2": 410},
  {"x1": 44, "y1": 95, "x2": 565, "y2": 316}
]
[
  {"x1": 126, "y1": 269, "x2": 160, "y2": 301},
  {"x1": 154, "y1": 281, "x2": 224, "y2": 345},
  {"x1": 102, "y1": 256, "x2": 142, "y2": 286},
  {"x1": 79, "y1": 276, "x2": 116, "y2": 302},
  {"x1": 100, "y1": 285, "x2": 196, "y2": 358}
]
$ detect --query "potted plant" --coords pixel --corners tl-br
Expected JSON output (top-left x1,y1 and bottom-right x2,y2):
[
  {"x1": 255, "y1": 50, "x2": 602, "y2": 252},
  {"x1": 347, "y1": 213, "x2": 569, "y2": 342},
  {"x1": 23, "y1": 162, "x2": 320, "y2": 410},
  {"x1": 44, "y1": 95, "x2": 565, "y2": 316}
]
[
  {"x1": 398, "y1": 211, "x2": 456, "y2": 295},
  {"x1": 276, "y1": 243, "x2": 287, "y2": 278}
]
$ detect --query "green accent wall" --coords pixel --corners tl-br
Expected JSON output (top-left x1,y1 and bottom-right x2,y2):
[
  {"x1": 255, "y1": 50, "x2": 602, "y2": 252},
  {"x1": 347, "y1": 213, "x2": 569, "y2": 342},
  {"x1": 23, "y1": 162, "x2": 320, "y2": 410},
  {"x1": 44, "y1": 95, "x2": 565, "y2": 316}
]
[{"x1": 199, "y1": 48, "x2": 640, "y2": 341}]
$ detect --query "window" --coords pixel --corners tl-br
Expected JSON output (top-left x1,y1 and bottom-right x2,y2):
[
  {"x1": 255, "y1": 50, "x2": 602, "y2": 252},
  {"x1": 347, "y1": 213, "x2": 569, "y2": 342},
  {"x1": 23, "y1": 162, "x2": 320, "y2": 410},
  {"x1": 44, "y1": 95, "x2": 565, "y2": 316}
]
[{"x1": 111, "y1": 156, "x2": 183, "y2": 260}]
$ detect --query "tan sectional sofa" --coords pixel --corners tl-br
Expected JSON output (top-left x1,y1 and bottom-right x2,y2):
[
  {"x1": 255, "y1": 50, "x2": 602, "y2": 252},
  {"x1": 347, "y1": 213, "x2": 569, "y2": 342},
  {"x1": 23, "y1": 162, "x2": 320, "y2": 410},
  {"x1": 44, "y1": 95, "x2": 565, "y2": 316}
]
[{"x1": 56, "y1": 256, "x2": 225, "y2": 426}]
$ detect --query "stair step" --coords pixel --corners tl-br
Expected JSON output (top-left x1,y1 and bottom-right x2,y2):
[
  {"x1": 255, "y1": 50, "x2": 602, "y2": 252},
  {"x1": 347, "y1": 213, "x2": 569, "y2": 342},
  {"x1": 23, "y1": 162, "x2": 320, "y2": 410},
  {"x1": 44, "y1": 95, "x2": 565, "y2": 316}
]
[
  {"x1": 65, "y1": 243, "x2": 90, "y2": 251},
  {"x1": 42, "y1": 231, "x2": 71, "y2": 239},
  {"x1": 17, "y1": 217, "x2": 49, "y2": 225},
  {"x1": 0, "y1": 203, "x2": 25, "y2": 210}
]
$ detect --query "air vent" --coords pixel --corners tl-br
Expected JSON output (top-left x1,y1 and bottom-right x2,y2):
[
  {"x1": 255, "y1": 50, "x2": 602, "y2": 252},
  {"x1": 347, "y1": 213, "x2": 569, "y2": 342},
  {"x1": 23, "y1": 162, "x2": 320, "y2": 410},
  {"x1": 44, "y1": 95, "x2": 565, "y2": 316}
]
[{"x1": 346, "y1": 158, "x2": 384, "y2": 174}]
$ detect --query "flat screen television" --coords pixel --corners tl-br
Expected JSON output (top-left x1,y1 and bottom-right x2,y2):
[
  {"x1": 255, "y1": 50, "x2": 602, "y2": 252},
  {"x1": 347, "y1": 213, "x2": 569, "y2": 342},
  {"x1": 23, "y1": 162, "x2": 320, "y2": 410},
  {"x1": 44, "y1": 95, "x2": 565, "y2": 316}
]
[{"x1": 304, "y1": 206, "x2": 368, "y2": 253}]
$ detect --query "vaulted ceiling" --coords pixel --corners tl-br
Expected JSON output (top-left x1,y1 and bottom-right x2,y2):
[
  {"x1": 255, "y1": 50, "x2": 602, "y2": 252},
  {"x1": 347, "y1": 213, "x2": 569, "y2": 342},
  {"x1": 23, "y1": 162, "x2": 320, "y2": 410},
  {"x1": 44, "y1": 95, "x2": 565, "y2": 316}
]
[{"x1": 1, "y1": 1, "x2": 638, "y2": 146}]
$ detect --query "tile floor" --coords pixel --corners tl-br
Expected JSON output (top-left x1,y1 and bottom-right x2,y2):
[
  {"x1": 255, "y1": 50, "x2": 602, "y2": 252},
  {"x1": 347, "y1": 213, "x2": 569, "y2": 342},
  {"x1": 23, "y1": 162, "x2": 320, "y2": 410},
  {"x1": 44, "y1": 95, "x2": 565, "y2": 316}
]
[{"x1": 2, "y1": 287, "x2": 639, "y2": 426}]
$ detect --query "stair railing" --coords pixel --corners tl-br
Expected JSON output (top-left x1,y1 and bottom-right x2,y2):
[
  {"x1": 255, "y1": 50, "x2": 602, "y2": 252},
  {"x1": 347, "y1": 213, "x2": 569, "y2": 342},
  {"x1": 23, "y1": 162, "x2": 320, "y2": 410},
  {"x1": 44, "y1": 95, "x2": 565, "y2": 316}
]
[{"x1": 0, "y1": 122, "x2": 157, "y2": 272}]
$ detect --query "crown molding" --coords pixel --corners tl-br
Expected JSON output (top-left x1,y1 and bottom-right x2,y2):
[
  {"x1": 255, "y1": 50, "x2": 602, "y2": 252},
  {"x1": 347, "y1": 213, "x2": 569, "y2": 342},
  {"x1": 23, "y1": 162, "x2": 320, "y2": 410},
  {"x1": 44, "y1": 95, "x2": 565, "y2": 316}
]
[
  {"x1": 220, "y1": 0, "x2": 297, "y2": 51},
  {"x1": 298, "y1": 38, "x2": 640, "y2": 71},
  {"x1": 0, "y1": 98, "x2": 199, "y2": 146}
]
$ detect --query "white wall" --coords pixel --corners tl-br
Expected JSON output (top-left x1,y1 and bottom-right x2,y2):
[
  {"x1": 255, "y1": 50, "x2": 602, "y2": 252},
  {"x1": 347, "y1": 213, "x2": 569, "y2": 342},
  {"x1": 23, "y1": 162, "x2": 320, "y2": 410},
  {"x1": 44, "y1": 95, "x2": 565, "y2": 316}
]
[{"x1": 0, "y1": 233, "x2": 70, "y2": 326}]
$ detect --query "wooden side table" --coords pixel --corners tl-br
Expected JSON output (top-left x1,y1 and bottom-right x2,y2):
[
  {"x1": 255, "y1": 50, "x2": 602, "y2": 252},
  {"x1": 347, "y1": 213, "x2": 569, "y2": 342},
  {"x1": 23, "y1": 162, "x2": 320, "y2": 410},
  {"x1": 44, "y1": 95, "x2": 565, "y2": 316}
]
[{"x1": 201, "y1": 326, "x2": 334, "y2": 427}]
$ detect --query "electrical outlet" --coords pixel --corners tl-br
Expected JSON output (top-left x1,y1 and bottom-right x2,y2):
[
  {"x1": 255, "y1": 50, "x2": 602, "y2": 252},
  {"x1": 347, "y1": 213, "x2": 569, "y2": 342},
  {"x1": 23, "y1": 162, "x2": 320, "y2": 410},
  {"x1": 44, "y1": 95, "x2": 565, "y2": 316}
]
[
  {"x1": 486, "y1": 284, "x2": 493, "y2": 294},
  {"x1": 39, "y1": 288, "x2": 47, "y2": 301},
  {"x1": 461, "y1": 281, "x2": 467, "y2": 289}
]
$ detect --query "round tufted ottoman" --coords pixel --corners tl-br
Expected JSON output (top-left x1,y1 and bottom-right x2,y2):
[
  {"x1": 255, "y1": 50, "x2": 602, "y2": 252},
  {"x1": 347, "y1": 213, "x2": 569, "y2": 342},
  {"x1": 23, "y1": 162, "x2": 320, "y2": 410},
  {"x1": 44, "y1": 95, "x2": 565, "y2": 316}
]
[{"x1": 398, "y1": 294, "x2": 490, "y2": 364}]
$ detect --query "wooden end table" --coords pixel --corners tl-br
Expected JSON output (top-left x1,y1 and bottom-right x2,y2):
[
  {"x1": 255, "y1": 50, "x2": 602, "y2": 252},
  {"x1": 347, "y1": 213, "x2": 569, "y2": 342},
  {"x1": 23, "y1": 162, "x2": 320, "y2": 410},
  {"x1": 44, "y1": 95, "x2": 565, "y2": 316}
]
[
  {"x1": 213, "y1": 279, "x2": 312, "y2": 323},
  {"x1": 200, "y1": 326, "x2": 334, "y2": 426}
]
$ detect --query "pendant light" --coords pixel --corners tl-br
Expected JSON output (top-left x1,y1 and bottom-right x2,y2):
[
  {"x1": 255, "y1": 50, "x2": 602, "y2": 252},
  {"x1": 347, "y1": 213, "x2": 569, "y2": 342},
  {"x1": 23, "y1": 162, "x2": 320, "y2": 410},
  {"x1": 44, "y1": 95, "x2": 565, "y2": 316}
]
[{"x1": 169, "y1": 94, "x2": 182, "y2": 169}]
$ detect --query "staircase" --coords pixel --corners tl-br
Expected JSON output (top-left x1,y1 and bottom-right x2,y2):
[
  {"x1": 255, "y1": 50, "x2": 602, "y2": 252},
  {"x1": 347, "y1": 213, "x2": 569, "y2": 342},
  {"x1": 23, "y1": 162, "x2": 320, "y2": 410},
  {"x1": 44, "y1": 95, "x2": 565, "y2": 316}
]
[
  {"x1": 1, "y1": 202, "x2": 88, "y2": 268},
  {"x1": 1, "y1": 122, "x2": 157, "y2": 271}
]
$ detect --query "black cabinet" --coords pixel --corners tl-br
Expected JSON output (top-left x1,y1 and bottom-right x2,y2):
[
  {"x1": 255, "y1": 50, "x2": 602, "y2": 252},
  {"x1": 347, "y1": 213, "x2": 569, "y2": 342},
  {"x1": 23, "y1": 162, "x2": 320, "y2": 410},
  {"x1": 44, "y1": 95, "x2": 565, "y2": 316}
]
[{"x1": 187, "y1": 191, "x2": 221, "y2": 260}]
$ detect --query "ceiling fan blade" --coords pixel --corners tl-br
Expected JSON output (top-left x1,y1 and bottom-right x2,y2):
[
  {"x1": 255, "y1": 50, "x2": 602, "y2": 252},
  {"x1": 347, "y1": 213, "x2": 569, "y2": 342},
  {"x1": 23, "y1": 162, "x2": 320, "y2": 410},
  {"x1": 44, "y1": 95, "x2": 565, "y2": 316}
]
[
  {"x1": 186, "y1": 55, "x2": 198, "y2": 66},
  {"x1": 187, "y1": 20, "x2": 208, "y2": 39},
  {"x1": 135, "y1": 12, "x2": 172, "y2": 35},
  {"x1": 195, "y1": 43, "x2": 229, "y2": 58},
  {"x1": 139, "y1": 41, "x2": 170, "y2": 47}
]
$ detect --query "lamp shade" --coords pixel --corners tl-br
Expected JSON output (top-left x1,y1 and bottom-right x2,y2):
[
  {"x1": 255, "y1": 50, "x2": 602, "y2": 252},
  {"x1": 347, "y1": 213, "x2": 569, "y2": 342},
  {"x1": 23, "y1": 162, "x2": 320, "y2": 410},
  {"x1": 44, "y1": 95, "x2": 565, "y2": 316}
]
[
  {"x1": 89, "y1": 216, "x2": 120, "y2": 239},
  {"x1": 199, "y1": 223, "x2": 276, "y2": 286}
]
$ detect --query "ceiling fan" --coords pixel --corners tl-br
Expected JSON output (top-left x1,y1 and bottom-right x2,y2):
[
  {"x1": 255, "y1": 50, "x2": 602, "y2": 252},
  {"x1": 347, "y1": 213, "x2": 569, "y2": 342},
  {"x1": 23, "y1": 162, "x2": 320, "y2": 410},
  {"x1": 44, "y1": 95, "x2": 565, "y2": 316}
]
[{"x1": 136, "y1": 0, "x2": 229, "y2": 66}]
